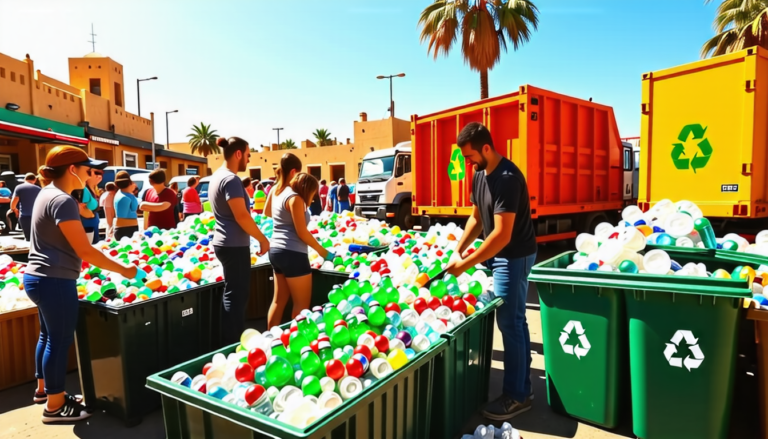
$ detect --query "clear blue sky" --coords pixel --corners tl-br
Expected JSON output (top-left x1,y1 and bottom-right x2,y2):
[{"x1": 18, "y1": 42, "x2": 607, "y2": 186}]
[{"x1": 0, "y1": 0, "x2": 719, "y2": 149}]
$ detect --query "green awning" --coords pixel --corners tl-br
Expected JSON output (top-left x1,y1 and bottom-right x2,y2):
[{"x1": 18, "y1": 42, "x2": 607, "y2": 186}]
[{"x1": 0, "y1": 108, "x2": 85, "y2": 139}]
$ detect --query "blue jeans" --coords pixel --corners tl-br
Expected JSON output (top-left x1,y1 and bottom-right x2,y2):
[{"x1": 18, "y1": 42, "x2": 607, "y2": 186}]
[
  {"x1": 23, "y1": 274, "x2": 78, "y2": 394},
  {"x1": 491, "y1": 252, "x2": 537, "y2": 402},
  {"x1": 213, "y1": 246, "x2": 251, "y2": 346},
  {"x1": 335, "y1": 200, "x2": 350, "y2": 213}
]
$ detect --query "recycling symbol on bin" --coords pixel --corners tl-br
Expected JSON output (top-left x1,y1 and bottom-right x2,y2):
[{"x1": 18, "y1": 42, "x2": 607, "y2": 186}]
[
  {"x1": 559, "y1": 320, "x2": 591, "y2": 359},
  {"x1": 671, "y1": 124, "x2": 713, "y2": 174},
  {"x1": 664, "y1": 330, "x2": 705, "y2": 371}
]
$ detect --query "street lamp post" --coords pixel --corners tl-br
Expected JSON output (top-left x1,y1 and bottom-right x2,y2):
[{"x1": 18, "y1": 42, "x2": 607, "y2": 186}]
[
  {"x1": 136, "y1": 77, "x2": 158, "y2": 117},
  {"x1": 376, "y1": 73, "x2": 405, "y2": 118},
  {"x1": 165, "y1": 110, "x2": 178, "y2": 169},
  {"x1": 273, "y1": 128, "x2": 284, "y2": 148}
]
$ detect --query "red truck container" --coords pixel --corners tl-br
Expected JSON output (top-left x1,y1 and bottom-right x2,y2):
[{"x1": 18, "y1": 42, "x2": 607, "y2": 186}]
[{"x1": 411, "y1": 85, "x2": 634, "y2": 241}]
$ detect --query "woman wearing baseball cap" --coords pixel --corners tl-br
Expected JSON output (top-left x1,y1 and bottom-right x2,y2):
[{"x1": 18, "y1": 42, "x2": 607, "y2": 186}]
[{"x1": 24, "y1": 146, "x2": 138, "y2": 423}]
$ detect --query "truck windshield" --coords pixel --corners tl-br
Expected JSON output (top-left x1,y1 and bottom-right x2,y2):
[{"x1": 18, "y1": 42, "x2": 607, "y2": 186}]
[{"x1": 359, "y1": 156, "x2": 395, "y2": 179}]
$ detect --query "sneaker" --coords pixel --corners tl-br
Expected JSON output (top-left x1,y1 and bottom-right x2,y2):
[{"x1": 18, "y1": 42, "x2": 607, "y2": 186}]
[
  {"x1": 482, "y1": 394, "x2": 533, "y2": 421},
  {"x1": 42, "y1": 399, "x2": 92, "y2": 423},
  {"x1": 33, "y1": 391, "x2": 47, "y2": 404},
  {"x1": 34, "y1": 392, "x2": 85, "y2": 405}
]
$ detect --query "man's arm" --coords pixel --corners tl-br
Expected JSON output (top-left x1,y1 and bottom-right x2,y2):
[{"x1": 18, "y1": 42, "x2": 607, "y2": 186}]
[
  {"x1": 139, "y1": 201, "x2": 171, "y2": 212},
  {"x1": 10, "y1": 196, "x2": 19, "y2": 215},
  {"x1": 456, "y1": 204, "x2": 483, "y2": 257},
  {"x1": 448, "y1": 213, "x2": 515, "y2": 276},
  {"x1": 228, "y1": 197, "x2": 269, "y2": 255}
]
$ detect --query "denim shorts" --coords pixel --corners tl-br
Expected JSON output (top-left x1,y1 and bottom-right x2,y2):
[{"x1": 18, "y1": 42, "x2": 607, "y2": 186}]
[{"x1": 269, "y1": 248, "x2": 311, "y2": 278}]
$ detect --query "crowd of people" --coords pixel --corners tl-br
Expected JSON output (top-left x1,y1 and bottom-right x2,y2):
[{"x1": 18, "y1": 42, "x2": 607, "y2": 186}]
[{"x1": 20, "y1": 122, "x2": 538, "y2": 425}]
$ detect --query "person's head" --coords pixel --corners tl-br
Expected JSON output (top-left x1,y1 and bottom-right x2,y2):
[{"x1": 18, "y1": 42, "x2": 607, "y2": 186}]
[
  {"x1": 0, "y1": 181, "x2": 5, "y2": 188},
  {"x1": 187, "y1": 176, "x2": 197, "y2": 188},
  {"x1": 290, "y1": 172, "x2": 319, "y2": 205},
  {"x1": 320, "y1": 179, "x2": 327, "y2": 186},
  {"x1": 256, "y1": 182, "x2": 264, "y2": 191},
  {"x1": 457, "y1": 122, "x2": 497, "y2": 172},
  {"x1": 87, "y1": 168, "x2": 103, "y2": 188},
  {"x1": 170, "y1": 182, "x2": 179, "y2": 192},
  {"x1": 275, "y1": 152, "x2": 302, "y2": 192},
  {"x1": 148, "y1": 168, "x2": 167, "y2": 189},
  {"x1": 219, "y1": 136, "x2": 250, "y2": 172},
  {"x1": 330, "y1": 181, "x2": 337, "y2": 186},
  {"x1": 24, "y1": 173, "x2": 36, "y2": 184},
  {"x1": 105, "y1": 182, "x2": 117, "y2": 193},
  {"x1": 242, "y1": 177, "x2": 251, "y2": 189},
  {"x1": 339, "y1": 178, "x2": 346, "y2": 186},
  {"x1": 36, "y1": 166, "x2": 48, "y2": 187},
  {"x1": 40, "y1": 145, "x2": 107, "y2": 192},
  {"x1": 115, "y1": 171, "x2": 135, "y2": 192}
]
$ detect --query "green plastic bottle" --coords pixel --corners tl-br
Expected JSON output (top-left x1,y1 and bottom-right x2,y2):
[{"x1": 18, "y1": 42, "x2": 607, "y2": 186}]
[
  {"x1": 265, "y1": 356, "x2": 293, "y2": 388},
  {"x1": 331, "y1": 325, "x2": 351, "y2": 349},
  {"x1": 300, "y1": 346, "x2": 322, "y2": 377}
]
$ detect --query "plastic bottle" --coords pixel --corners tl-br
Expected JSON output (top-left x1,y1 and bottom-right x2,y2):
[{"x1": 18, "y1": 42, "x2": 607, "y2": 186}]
[
  {"x1": 643, "y1": 250, "x2": 671, "y2": 275},
  {"x1": 575, "y1": 233, "x2": 599, "y2": 254},
  {"x1": 694, "y1": 217, "x2": 717, "y2": 249},
  {"x1": 338, "y1": 376, "x2": 363, "y2": 400}
]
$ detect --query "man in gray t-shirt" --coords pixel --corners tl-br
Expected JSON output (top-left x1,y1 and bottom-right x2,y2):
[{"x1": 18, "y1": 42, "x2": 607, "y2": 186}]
[
  {"x1": 209, "y1": 136, "x2": 269, "y2": 345},
  {"x1": 26, "y1": 186, "x2": 82, "y2": 280},
  {"x1": 11, "y1": 173, "x2": 42, "y2": 240},
  {"x1": 209, "y1": 167, "x2": 251, "y2": 247}
]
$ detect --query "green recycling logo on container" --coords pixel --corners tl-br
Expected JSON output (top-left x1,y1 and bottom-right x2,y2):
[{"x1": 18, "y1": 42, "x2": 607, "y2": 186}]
[
  {"x1": 671, "y1": 123, "x2": 713, "y2": 174},
  {"x1": 448, "y1": 147, "x2": 466, "y2": 181}
]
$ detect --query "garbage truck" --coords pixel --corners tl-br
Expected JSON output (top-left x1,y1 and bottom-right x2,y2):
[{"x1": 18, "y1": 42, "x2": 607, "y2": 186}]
[
  {"x1": 353, "y1": 142, "x2": 414, "y2": 229},
  {"x1": 638, "y1": 46, "x2": 768, "y2": 233},
  {"x1": 409, "y1": 85, "x2": 637, "y2": 242}
]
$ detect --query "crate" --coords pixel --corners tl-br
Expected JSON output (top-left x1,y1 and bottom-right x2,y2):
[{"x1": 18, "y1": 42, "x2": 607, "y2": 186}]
[
  {"x1": 0, "y1": 306, "x2": 77, "y2": 390},
  {"x1": 430, "y1": 297, "x2": 502, "y2": 439},
  {"x1": 146, "y1": 339, "x2": 446, "y2": 439},
  {"x1": 76, "y1": 282, "x2": 224, "y2": 426}
]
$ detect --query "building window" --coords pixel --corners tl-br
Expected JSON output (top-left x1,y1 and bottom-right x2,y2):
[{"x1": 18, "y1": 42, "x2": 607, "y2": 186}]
[
  {"x1": 0, "y1": 67, "x2": 5, "y2": 78},
  {"x1": 10, "y1": 72, "x2": 15, "y2": 82},
  {"x1": 90, "y1": 78, "x2": 101, "y2": 96},
  {"x1": 178, "y1": 164, "x2": 184, "y2": 176},
  {"x1": 123, "y1": 151, "x2": 138, "y2": 168},
  {"x1": 114, "y1": 82, "x2": 122, "y2": 107},
  {"x1": 19, "y1": 75, "x2": 24, "y2": 85},
  {"x1": 0, "y1": 154, "x2": 12, "y2": 172},
  {"x1": 187, "y1": 165, "x2": 200, "y2": 176},
  {"x1": 249, "y1": 167, "x2": 262, "y2": 181},
  {"x1": 308, "y1": 165, "x2": 322, "y2": 181}
]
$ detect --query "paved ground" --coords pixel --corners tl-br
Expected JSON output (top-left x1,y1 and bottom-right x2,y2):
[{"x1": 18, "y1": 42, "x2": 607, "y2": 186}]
[{"x1": 0, "y1": 243, "x2": 761, "y2": 439}]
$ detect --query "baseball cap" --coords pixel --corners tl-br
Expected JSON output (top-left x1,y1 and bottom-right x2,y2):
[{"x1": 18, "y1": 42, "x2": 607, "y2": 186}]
[
  {"x1": 45, "y1": 145, "x2": 108, "y2": 170},
  {"x1": 114, "y1": 170, "x2": 133, "y2": 183}
]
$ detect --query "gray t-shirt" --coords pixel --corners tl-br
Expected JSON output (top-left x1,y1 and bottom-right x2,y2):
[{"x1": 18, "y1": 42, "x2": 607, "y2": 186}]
[
  {"x1": 11, "y1": 182, "x2": 41, "y2": 217},
  {"x1": 27, "y1": 186, "x2": 82, "y2": 280},
  {"x1": 210, "y1": 167, "x2": 250, "y2": 247},
  {"x1": 271, "y1": 187, "x2": 310, "y2": 253}
]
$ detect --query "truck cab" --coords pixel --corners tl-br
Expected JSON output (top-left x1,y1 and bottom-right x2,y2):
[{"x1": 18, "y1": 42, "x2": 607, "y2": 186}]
[{"x1": 353, "y1": 142, "x2": 414, "y2": 229}]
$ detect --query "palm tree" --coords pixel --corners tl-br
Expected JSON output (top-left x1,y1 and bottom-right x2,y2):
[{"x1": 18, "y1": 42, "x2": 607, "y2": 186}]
[
  {"x1": 187, "y1": 123, "x2": 220, "y2": 157},
  {"x1": 418, "y1": 0, "x2": 539, "y2": 99},
  {"x1": 313, "y1": 128, "x2": 333, "y2": 146},
  {"x1": 281, "y1": 139, "x2": 297, "y2": 150},
  {"x1": 702, "y1": 0, "x2": 768, "y2": 58}
]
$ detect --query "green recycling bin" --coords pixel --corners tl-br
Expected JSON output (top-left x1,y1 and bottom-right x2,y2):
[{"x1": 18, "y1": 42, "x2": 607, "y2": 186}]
[{"x1": 529, "y1": 253, "x2": 627, "y2": 428}]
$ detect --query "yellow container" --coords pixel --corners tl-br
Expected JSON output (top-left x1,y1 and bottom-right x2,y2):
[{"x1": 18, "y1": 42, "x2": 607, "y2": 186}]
[{"x1": 639, "y1": 46, "x2": 768, "y2": 219}]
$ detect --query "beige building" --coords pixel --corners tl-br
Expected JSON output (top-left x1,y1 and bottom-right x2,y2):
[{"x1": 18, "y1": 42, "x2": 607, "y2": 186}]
[
  {"x1": 0, "y1": 51, "x2": 207, "y2": 177},
  {"x1": 170, "y1": 114, "x2": 410, "y2": 183}
]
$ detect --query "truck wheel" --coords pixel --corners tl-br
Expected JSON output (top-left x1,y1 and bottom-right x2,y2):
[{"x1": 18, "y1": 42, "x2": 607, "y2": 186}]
[
  {"x1": 580, "y1": 212, "x2": 609, "y2": 234},
  {"x1": 395, "y1": 201, "x2": 415, "y2": 230}
]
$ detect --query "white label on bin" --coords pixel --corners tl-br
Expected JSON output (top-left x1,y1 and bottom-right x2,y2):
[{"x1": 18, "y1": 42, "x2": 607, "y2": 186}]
[
  {"x1": 664, "y1": 330, "x2": 704, "y2": 371},
  {"x1": 559, "y1": 320, "x2": 591, "y2": 359},
  {"x1": 182, "y1": 308, "x2": 194, "y2": 318}
]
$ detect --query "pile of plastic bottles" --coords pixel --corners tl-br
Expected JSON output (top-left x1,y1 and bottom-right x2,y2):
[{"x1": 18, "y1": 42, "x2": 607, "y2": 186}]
[
  {"x1": 0, "y1": 255, "x2": 34, "y2": 313},
  {"x1": 307, "y1": 212, "x2": 397, "y2": 270},
  {"x1": 461, "y1": 423, "x2": 520, "y2": 439},
  {"x1": 169, "y1": 265, "x2": 495, "y2": 428},
  {"x1": 77, "y1": 212, "x2": 272, "y2": 307}
]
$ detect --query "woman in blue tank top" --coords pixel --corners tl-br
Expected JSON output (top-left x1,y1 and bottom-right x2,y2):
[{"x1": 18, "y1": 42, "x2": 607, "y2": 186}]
[{"x1": 79, "y1": 169, "x2": 102, "y2": 244}]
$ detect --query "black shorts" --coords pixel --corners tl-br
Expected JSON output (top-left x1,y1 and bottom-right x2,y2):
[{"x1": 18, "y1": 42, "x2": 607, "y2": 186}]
[{"x1": 269, "y1": 248, "x2": 311, "y2": 278}]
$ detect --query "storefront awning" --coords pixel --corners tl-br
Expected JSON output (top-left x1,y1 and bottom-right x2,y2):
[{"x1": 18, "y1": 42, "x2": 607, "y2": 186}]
[{"x1": 0, "y1": 108, "x2": 88, "y2": 146}]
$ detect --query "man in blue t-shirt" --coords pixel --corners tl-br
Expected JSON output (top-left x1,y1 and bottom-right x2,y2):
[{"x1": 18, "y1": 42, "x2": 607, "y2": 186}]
[
  {"x1": 447, "y1": 122, "x2": 537, "y2": 421},
  {"x1": 11, "y1": 173, "x2": 42, "y2": 240},
  {"x1": 0, "y1": 181, "x2": 12, "y2": 235}
]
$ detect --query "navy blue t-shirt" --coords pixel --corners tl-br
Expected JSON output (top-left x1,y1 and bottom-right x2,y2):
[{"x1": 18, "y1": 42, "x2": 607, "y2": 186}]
[{"x1": 470, "y1": 158, "x2": 537, "y2": 259}]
